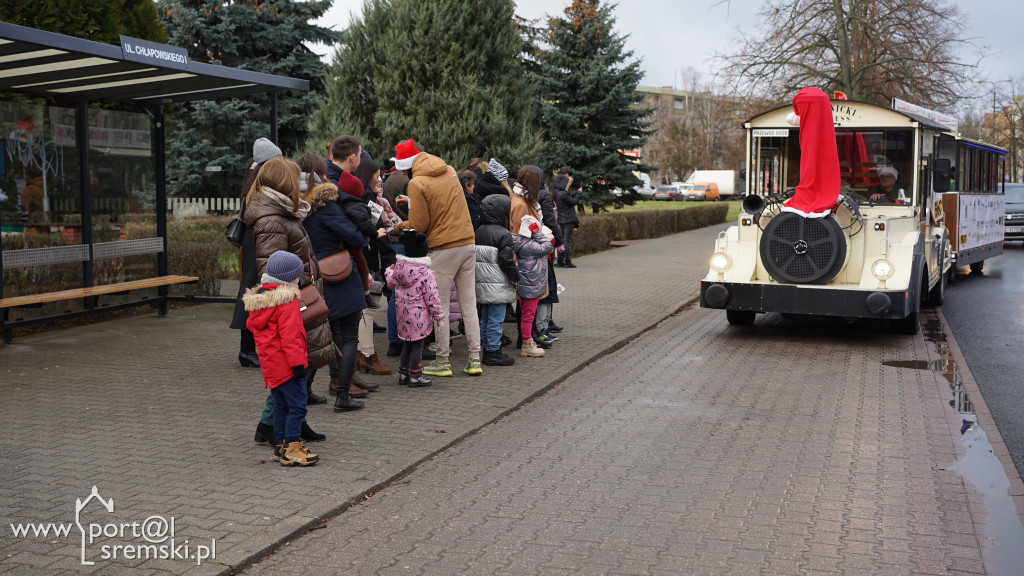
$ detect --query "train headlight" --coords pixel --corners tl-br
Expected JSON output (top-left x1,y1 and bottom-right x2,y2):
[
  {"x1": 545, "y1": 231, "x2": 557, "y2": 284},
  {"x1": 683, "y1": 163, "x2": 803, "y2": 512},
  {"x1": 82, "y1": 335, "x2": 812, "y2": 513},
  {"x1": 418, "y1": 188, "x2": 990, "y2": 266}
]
[
  {"x1": 710, "y1": 252, "x2": 733, "y2": 279},
  {"x1": 871, "y1": 259, "x2": 894, "y2": 280}
]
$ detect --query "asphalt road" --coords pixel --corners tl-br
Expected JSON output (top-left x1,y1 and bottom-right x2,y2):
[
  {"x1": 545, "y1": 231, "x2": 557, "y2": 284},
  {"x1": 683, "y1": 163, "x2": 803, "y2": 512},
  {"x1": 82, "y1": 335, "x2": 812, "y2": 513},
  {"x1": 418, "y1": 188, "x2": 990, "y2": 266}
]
[{"x1": 941, "y1": 244, "x2": 1024, "y2": 478}]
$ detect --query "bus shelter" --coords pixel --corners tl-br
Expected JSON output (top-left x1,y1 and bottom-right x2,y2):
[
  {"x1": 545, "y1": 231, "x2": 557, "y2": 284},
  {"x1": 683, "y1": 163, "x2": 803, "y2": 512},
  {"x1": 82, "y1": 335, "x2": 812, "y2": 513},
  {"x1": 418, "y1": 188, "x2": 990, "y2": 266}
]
[{"x1": 0, "y1": 21, "x2": 309, "y2": 342}]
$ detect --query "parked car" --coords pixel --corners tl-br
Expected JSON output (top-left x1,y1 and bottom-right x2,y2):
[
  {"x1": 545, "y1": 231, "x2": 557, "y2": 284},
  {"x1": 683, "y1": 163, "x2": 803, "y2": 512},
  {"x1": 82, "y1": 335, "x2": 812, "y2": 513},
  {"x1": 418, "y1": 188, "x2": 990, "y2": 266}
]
[
  {"x1": 673, "y1": 183, "x2": 694, "y2": 201},
  {"x1": 653, "y1": 185, "x2": 679, "y2": 201},
  {"x1": 1004, "y1": 183, "x2": 1024, "y2": 242},
  {"x1": 635, "y1": 183, "x2": 656, "y2": 199},
  {"x1": 683, "y1": 182, "x2": 720, "y2": 201}
]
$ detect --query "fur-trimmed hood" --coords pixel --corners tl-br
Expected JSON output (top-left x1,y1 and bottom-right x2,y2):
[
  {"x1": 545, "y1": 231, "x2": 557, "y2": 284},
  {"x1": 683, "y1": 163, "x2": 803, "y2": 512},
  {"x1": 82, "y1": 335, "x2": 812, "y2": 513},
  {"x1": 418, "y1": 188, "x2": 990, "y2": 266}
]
[
  {"x1": 242, "y1": 283, "x2": 301, "y2": 314},
  {"x1": 302, "y1": 181, "x2": 340, "y2": 213}
]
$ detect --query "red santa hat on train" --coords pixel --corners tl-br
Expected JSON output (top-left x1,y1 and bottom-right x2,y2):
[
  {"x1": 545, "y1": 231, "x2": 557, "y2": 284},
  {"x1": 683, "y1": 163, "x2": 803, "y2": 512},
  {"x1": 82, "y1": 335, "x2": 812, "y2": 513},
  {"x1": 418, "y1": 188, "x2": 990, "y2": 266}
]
[{"x1": 781, "y1": 87, "x2": 841, "y2": 218}]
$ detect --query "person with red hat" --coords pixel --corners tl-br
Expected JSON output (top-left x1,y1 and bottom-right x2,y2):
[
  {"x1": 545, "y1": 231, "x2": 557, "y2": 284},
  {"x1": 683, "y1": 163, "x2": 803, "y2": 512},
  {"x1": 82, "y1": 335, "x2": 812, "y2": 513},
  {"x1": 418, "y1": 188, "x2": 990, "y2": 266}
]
[{"x1": 391, "y1": 139, "x2": 483, "y2": 377}]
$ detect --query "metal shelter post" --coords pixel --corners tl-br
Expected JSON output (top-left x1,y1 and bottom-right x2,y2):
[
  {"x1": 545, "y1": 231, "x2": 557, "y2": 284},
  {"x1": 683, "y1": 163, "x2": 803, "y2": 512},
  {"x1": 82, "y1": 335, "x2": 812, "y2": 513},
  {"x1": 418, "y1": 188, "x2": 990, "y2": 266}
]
[
  {"x1": 154, "y1": 104, "x2": 169, "y2": 315},
  {"x1": 77, "y1": 99, "x2": 94, "y2": 291}
]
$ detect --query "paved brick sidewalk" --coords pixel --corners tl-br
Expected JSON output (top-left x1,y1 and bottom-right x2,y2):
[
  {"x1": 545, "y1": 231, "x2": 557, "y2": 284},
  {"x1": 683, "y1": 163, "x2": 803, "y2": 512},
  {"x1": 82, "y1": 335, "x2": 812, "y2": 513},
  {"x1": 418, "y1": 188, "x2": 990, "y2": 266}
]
[
  {"x1": 0, "y1": 225, "x2": 723, "y2": 575},
  {"x1": 242, "y1": 306, "x2": 1021, "y2": 576}
]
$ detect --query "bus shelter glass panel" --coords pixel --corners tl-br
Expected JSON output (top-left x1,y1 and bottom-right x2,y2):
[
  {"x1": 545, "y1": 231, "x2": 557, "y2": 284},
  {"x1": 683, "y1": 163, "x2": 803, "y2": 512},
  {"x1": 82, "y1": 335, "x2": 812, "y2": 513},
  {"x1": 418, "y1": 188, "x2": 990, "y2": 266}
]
[
  {"x1": 1, "y1": 102, "x2": 83, "y2": 297},
  {"x1": 80, "y1": 108, "x2": 158, "y2": 284}
]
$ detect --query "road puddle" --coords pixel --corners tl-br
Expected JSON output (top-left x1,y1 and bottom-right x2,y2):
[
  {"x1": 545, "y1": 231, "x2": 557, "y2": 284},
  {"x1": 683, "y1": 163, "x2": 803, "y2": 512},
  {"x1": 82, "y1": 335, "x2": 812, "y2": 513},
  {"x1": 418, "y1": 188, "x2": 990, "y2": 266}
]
[{"x1": 884, "y1": 310, "x2": 1024, "y2": 574}]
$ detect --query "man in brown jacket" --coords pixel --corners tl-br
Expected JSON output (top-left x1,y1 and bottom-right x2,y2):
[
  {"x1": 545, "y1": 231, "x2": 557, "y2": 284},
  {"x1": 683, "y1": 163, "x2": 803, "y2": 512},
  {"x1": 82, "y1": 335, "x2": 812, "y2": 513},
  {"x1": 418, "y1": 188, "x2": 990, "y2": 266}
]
[{"x1": 391, "y1": 139, "x2": 481, "y2": 377}]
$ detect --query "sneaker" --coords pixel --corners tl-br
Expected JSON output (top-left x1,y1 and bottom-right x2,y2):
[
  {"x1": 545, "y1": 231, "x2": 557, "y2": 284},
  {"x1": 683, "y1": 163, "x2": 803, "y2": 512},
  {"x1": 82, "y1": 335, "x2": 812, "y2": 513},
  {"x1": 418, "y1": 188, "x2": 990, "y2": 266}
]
[
  {"x1": 463, "y1": 358, "x2": 483, "y2": 375},
  {"x1": 386, "y1": 341, "x2": 403, "y2": 357},
  {"x1": 421, "y1": 359, "x2": 452, "y2": 377},
  {"x1": 482, "y1": 350, "x2": 515, "y2": 366},
  {"x1": 421, "y1": 347, "x2": 437, "y2": 360},
  {"x1": 533, "y1": 334, "x2": 553, "y2": 349},
  {"x1": 450, "y1": 329, "x2": 463, "y2": 340},
  {"x1": 547, "y1": 320, "x2": 564, "y2": 333},
  {"x1": 542, "y1": 329, "x2": 559, "y2": 342},
  {"x1": 500, "y1": 334, "x2": 513, "y2": 347}
]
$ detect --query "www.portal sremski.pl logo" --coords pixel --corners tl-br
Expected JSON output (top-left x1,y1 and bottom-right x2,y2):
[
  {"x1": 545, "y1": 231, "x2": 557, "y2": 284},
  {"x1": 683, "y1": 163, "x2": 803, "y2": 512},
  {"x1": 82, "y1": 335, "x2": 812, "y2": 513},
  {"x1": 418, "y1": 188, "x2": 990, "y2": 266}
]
[{"x1": 9, "y1": 485, "x2": 217, "y2": 566}]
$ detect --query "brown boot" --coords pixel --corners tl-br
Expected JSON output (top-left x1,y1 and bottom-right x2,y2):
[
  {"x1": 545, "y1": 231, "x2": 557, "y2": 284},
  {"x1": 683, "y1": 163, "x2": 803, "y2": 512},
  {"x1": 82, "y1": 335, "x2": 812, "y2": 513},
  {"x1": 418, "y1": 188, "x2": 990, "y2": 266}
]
[
  {"x1": 358, "y1": 351, "x2": 392, "y2": 375},
  {"x1": 280, "y1": 441, "x2": 318, "y2": 466},
  {"x1": 351, "y1": 373, "x2": 379, "y2": 392},
  {"x1": 349, "y1": 383, "x2": 369, "y2": 398},
  {"x1": 328, "y1": 377, "x2": 339, "y2": 396},
  {"x1": 356, "y1": 351, "x2": 371, "y2": 373}
]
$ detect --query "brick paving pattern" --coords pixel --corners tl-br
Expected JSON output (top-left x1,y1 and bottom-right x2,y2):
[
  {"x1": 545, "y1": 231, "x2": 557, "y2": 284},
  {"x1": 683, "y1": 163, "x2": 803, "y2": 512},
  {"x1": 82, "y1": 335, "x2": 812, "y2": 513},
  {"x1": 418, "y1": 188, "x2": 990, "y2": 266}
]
[
  {"x1": 0, "y1": 222, "x2": 1020, "y2": 575},
  {"x1": 0, "y1": 227, "x2": 718, "y2": 575},
  {"x1": 242, "y1": 306, "x2": 996, "y2": 575}
]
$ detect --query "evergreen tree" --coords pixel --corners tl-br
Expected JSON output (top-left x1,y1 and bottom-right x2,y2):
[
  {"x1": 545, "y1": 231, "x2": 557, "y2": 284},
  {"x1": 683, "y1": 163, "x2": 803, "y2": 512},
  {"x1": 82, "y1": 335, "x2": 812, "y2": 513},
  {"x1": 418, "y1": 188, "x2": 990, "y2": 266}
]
[
  {"x1": 0, "y1": 0, "x2": 166, "y2": 44},
  {"x1": 159, "y1": 0, "x2": 339, "y2": 197},
  {"x1": 535, "y1": 0, "x2": 652, "y2": 212},
  {"x1": 308, "y1": 0, "x2": 539, "y2": 169},
  {"x1": 306, "y1": 0, "x2": 390, "y2": 153}
]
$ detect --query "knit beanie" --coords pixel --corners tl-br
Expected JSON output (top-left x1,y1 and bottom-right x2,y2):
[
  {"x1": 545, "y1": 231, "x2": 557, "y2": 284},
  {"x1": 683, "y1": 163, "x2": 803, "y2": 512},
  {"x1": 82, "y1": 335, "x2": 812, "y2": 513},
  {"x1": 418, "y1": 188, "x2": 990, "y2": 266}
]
[
  {"x1": 337, "y1": 171, "x2": 365, "y2": 199},
  {"x1": 266, "y1": 250, "x2": 304, "y2": 283},
  {"x1": 488, "y1": 158, "x2": 509, "y2": 182},
  {"x1": 253, "y1": 138, "x2": 283, "y2": 164},
  {"x1": 401, "y1": 230, "x2": 430, "y2": 258}
]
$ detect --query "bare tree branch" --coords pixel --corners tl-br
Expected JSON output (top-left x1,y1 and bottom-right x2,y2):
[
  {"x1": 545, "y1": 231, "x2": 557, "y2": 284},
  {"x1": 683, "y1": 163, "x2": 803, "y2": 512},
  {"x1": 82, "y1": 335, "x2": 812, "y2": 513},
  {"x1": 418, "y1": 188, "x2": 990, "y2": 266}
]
[{"x1": 714, "y1": 0, "x2": 986, "y2": 110}]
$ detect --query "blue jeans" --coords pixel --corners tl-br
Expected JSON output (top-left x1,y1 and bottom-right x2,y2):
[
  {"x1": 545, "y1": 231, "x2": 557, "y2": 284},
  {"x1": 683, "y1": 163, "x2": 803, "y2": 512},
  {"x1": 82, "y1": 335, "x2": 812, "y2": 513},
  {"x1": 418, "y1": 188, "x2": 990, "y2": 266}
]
[
  {"x1": 560, "y1": 224, "x2": 575, "y2": 262},
  {"x1": 269, "y1": 376, "x2": 308, "y2": 444},
  {"x1": 479, "y1": 303, "x2": 507, "y2": 352}
]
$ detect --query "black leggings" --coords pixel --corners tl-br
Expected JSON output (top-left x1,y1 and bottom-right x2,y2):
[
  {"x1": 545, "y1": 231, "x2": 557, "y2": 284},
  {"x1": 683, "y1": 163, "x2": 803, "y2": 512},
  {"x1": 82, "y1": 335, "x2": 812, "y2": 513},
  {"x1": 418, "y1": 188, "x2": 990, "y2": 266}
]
[
  {"x1": 400, "y1": 339, "x2": 425, "y2": 370},
  {"x1": 306, "y1": 310, "x2": 360, "y2": 387},
  {"x1": 240, "y1": 328, "x2": 256, "y2": 354}
]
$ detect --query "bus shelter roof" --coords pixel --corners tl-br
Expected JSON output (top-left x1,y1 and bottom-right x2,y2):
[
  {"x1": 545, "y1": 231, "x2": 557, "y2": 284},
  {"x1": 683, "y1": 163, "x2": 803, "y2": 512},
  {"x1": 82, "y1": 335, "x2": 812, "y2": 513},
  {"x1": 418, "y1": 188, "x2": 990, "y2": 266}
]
[{"x1": 0, "y1": 21, "x2": 308, "y2": 104}]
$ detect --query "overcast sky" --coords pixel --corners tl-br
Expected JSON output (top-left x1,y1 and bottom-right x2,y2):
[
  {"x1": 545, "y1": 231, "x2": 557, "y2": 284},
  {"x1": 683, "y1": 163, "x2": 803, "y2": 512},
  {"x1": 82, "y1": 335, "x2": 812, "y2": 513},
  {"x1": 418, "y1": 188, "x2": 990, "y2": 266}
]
[{"x1": 313, "y1": 0, "x2": 1022, "y2": 110}]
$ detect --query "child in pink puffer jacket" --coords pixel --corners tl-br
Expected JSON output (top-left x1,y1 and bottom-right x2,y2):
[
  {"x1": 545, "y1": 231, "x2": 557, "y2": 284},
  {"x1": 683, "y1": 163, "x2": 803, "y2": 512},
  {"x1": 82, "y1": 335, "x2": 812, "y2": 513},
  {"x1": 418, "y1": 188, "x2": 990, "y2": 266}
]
[{"x1": 385, "y1": 230, "x2": 444, "y2": 387}]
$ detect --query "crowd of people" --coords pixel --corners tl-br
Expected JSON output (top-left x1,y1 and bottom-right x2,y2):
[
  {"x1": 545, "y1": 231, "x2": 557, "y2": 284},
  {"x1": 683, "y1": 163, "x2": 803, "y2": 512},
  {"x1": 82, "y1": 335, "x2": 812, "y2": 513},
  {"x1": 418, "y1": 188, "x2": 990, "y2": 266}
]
[{"x1": 231, "y1": 135, "x2": 579, "y2": 466}]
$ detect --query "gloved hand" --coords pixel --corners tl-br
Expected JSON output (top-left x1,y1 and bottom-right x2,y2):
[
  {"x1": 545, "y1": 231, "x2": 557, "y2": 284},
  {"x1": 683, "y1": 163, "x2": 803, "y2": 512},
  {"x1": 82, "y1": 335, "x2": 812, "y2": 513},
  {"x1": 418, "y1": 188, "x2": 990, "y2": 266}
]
[
  {"x1": 529, "y1": 222, "x2": 540, "y2": 234},
  {"x1": 292, "y1": 366, "x2": 305, "y2": 382}
]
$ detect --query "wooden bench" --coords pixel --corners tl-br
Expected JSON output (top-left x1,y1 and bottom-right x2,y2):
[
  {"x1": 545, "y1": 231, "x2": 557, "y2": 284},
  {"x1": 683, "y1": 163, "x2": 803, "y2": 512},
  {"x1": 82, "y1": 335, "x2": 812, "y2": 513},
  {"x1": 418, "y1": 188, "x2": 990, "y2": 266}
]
[
  {"x1": 1, "y1": 275, "x2": 199, "y2": 343},
  {"x1": 0, "y1": 275, "x2": 199, "y2": 309}
]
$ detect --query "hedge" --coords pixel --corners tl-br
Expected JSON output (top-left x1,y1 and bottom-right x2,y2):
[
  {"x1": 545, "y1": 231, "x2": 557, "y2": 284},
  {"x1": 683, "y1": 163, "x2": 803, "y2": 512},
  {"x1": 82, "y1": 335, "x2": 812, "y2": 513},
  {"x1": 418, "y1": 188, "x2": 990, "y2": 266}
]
[
  {"x1": 571, "y1": 203, "x2": 728, "y2": 256},
  {"x1": 2, "y1": 205, "x2": 726, "y2": 298}
]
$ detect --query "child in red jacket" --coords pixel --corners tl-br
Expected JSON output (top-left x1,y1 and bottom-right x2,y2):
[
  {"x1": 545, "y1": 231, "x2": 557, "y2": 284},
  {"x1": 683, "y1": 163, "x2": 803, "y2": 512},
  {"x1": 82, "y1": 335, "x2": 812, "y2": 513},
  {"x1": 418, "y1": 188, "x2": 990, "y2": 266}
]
[{"x1": 244, "y1": 251, "x2": 318, "y2": 467}]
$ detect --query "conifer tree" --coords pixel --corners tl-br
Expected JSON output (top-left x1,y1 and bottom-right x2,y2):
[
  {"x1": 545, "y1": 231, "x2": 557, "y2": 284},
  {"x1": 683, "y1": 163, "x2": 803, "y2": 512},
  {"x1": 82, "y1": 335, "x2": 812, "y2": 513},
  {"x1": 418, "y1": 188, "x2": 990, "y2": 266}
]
[
  {"x1": 535, "y1": 0, "x2": 652, "y2": 212},
  {"x1": 0, "y1": 0, "x2": 166, "y2": 44},
  {"x1": 308, "y1": 0, "x2": 539, "y2": 169},
  {"x1": 159, "y1": 0, "x2": 339, "y2": 197}
]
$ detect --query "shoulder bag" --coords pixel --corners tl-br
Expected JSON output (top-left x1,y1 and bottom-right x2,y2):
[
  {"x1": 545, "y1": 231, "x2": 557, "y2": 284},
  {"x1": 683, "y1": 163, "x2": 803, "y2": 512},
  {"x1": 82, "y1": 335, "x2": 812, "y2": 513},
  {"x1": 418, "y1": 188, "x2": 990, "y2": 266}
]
[
  {"x1": 225, "y1": 199, "x2": 246, "y2": 247},
  {"x1": 298, "y1": 258, "x2": 329, "y2": 329},
  {"x1": 319, "y1": 242, "x2": 353, "y2": 284}
]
